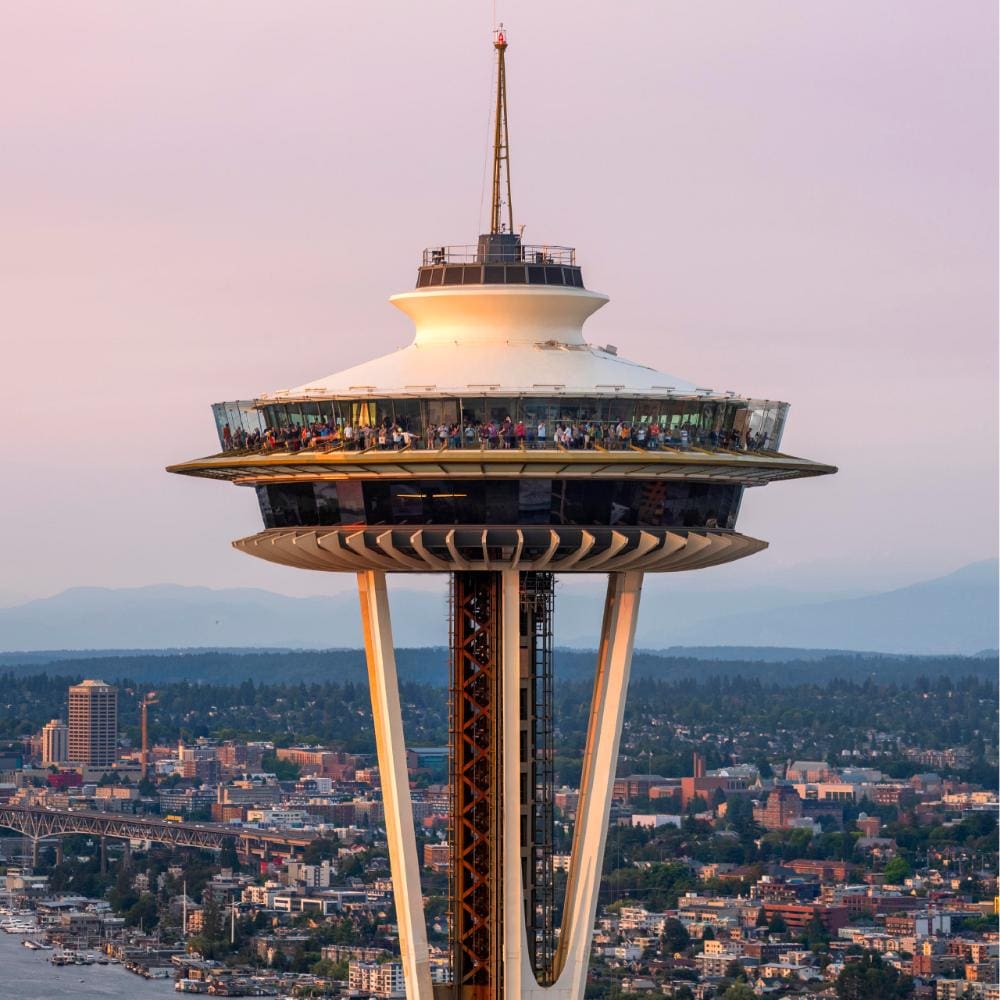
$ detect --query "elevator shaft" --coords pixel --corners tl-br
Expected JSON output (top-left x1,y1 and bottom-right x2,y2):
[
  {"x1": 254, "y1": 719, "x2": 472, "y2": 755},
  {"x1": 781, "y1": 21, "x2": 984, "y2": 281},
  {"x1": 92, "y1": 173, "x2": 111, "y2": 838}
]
[{"x1": 450, "y1": 571, "x2": 554, "y2": 998}]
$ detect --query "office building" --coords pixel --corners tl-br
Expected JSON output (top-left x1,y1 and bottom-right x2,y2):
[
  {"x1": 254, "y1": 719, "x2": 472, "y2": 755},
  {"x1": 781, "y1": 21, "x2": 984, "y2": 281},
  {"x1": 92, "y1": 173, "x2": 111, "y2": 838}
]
[{"x1": 68, "y1": 680, "x2": 118, "y2": 768}]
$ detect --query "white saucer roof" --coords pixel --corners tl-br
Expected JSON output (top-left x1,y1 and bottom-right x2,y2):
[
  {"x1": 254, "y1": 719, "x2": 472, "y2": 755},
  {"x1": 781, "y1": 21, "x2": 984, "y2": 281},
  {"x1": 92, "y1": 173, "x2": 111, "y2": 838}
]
[{"x1": 258, "y1": 285, "x2": 713, "y2": 403}]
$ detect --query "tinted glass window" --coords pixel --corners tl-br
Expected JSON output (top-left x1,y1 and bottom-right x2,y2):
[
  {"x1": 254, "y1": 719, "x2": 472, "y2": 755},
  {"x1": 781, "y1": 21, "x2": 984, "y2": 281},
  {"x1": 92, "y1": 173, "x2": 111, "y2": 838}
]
[
  {"x1": 518, "y1": 480, "x2": 552, "y2": 524},
  {"x1": 255, "y1": 479, "x2": 743, "y2": 530},
  {"x1": 527, "y1": 266, "x2": 546, "y2": 284},
  {"x1": 338, "y1": 482, "x2": 365, "y2": 524},
  {"x1": 363, "y1": 482, "x2": 392, "y2": 524},
  {"x1": 505, "y1": 265, "x2": 526, "y2": 283},
  {"x1": 484, "y1": 265, "x2": 505, "y2": 284},
  {"x1": 315, "y1": 483, "x2": 340, "y2": 525}
]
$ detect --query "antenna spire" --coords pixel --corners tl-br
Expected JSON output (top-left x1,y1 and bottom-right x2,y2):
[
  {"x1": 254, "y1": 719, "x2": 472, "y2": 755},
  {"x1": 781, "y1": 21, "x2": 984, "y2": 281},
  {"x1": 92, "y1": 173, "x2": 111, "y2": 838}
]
[{"x1": 490, "y1": 24, "x2": 513, "y2": 235}]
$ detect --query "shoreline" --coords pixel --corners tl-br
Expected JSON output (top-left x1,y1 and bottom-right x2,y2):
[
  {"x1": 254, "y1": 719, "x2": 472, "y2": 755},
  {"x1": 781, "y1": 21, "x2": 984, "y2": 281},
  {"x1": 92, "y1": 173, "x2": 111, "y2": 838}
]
[{"x1": 0, "y1": 929, "x2": 175, "y2": 999}]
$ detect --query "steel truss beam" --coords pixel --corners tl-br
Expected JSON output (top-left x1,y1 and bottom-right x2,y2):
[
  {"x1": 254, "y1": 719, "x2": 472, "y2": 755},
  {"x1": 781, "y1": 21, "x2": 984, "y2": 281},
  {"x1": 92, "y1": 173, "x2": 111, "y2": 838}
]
[{"x1": 0, "y1": 806, "x2": 314, "y2": 856}]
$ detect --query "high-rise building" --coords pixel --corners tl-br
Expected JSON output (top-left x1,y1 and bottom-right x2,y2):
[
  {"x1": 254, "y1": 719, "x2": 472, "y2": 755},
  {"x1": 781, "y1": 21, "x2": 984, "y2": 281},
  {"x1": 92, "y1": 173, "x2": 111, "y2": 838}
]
[
  {"x1": 168, "y1": 26, "x2": 835, "y2": 1000},
  {"x1": 68, "y1": 679, "x2": 118, "y2": 768},
  {"x1": 41, "y1": 719, "x2": 68, "y2": 766}
]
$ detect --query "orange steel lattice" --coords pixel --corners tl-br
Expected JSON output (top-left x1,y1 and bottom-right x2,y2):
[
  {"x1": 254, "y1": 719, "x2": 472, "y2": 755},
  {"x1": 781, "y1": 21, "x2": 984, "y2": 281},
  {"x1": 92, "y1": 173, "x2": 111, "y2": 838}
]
[{"x1": 450, "y1": 572, "x2": 504, "y2": 997}]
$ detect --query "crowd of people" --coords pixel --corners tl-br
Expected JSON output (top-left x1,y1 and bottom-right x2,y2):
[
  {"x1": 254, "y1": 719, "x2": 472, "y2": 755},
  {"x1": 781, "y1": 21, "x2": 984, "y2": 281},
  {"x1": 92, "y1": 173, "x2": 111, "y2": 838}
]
[{"x1": 220, "y1": 416, "x2": 771, "y2": 454}]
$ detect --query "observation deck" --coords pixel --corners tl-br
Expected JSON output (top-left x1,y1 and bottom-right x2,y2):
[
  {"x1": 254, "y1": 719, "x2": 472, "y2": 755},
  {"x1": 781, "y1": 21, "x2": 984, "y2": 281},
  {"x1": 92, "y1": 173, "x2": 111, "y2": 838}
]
[
  {"x1": 416, "y1": 239, "x2": 584, "y2": 290},
  {"x1": 167, "y1": 230, "x2": 835, "y2": 570}
]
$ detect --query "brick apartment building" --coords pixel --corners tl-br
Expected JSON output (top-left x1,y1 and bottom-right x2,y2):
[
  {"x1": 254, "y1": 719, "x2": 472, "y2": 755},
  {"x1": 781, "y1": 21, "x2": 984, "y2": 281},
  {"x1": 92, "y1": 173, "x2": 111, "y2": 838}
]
[
  {"x1": 275, "y1": 748, "x2": 360, "y2": 780},
  {"x1": 761, "y1": 903, "x2": 849, "y2": 934},
  {"x1": 755, "y1": 785, "x2": 803, "y2": 830}
]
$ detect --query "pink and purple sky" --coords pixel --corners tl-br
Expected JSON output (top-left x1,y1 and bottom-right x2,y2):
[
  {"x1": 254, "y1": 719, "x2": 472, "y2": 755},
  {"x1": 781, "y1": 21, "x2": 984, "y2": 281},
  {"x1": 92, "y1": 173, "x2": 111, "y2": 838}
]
[{"x1": 2, "y1": 1, "x2": 997, "y2": 605}]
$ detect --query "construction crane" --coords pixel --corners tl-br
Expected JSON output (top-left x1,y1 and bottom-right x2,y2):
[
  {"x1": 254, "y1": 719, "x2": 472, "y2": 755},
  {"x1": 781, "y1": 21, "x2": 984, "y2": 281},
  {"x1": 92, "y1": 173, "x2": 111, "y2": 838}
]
[{"x1": 140, "y1": 691, "x2": 158, "y2": 781}]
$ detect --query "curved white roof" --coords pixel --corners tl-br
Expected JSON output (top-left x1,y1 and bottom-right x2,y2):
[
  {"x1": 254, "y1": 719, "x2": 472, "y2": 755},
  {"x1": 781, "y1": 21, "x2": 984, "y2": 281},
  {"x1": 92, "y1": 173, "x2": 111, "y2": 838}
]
[{"x1": 260, "y1": 286, "x2": 707, "y2": 401}]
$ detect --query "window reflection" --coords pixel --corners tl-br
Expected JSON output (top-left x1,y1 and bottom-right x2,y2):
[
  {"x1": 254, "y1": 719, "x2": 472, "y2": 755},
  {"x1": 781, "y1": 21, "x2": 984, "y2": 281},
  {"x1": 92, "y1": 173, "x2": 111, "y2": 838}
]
[
  {"x1": 256, "y1": 480, "x2": 743, "y2": 531},
  {"x1": 217, "y1": 396, "x2": 788, "y2": 456}
]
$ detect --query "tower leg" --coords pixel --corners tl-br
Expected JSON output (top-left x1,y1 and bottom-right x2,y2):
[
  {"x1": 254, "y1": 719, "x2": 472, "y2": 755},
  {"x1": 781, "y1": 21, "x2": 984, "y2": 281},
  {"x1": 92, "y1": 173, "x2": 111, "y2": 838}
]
[
  {"x1": 504, "y1": 570, "x2": 643, "y2": 999},
  {"x1": 357, "y1": 570, "x2": 434, "y2": 1000}
]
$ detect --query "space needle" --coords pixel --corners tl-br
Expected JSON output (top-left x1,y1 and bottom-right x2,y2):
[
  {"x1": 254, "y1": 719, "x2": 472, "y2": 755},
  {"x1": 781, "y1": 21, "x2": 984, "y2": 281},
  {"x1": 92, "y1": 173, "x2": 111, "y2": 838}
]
[{"x1": 169, "y1": 25, "x2": 835, "y2": 1000}]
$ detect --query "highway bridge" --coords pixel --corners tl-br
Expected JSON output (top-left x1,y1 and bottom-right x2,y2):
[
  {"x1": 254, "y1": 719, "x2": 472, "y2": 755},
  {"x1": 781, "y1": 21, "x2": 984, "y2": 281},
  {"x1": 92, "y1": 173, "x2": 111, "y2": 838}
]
[{"x1": 0, "y1": 804, "x2": 317, "y2": 866}]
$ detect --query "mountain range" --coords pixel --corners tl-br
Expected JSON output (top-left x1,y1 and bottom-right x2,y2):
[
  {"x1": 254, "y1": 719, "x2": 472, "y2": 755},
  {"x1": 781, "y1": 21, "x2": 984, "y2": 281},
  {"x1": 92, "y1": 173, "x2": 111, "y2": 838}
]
[{"x1": 0, "y1": 559, "x2": 995, "y2": 656}]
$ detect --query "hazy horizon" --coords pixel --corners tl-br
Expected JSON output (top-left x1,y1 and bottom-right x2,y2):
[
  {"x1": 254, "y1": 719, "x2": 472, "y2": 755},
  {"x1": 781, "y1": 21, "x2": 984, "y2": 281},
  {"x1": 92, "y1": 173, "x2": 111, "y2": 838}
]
[{"x1": 3, "y1": 2, "x2": 997, "y2": 607}]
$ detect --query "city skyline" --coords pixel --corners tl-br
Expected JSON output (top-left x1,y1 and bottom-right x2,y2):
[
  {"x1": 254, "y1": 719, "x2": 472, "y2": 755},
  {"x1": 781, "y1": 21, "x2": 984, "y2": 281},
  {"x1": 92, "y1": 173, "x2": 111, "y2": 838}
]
[{"x1": 2, "y1": 1, "x2": 997, "y2": 610}]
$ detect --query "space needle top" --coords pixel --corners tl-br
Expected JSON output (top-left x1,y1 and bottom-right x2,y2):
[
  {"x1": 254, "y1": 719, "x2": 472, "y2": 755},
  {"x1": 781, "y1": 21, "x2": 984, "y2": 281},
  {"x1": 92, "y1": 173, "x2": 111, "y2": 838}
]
[{"x1": 169, "y1": 27, "x2": 834, "y2": 501}]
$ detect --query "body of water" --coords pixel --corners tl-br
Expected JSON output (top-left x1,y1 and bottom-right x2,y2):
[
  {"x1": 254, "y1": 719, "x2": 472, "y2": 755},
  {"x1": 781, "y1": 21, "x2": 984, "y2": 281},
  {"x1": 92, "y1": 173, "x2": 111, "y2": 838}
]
[{"x1": 0, "y1": 932, "x2": 175, "y2": 999}]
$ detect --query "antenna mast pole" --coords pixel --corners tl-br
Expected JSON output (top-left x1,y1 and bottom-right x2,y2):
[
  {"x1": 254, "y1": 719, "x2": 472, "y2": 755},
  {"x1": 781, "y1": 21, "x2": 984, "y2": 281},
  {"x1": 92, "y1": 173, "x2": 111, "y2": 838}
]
[{"x1": 490, "y1": 25, "x2": 513, "y2": 235}]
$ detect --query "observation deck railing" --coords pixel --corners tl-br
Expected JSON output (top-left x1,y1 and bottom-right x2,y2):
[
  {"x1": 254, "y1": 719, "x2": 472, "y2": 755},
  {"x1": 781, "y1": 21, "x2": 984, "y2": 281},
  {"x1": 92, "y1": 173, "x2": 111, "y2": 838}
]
[
  {"x1": 422, "y1": 245, "x2": 577, "y2": 266},
  {"x1": 215, "y1": 431, "x2": 783, "y2": 460}
]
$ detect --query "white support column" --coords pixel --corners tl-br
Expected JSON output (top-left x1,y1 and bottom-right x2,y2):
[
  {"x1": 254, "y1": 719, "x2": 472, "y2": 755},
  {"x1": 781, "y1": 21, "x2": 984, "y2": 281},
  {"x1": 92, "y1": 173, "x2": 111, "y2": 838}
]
[
  {"x1": 501, "y1": 570, "x2": 532, "y2": 998},
  {"x1": 357, "y1": 570, "x2": 434, "y2": 1000},
  {"x1": 502, "y1": 570, "x2": 644, "y2": 999}
]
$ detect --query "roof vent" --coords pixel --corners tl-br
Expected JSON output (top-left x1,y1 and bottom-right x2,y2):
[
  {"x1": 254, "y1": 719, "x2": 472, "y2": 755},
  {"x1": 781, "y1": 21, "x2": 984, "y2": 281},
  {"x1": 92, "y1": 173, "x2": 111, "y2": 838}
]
[{"x1": 602, "y1": 344, "x2": 618, "y2": 356}]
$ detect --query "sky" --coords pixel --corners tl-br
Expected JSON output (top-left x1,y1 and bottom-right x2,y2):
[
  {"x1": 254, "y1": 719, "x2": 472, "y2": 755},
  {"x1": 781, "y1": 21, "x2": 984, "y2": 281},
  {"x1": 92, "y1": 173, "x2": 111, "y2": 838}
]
[{"x1": 1, "y1": 1, "x2": 997, "y2": 607}]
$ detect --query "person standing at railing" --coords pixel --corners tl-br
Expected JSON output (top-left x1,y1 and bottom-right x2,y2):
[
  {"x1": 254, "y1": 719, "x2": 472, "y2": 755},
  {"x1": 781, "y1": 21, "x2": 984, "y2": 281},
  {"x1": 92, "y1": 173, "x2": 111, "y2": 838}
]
[
  {"x1": 536, "y1": 420, "x2": 547, "y2": 449},
  {"x1": 501, "y1": 416, "x2": 514, "y2": 449},
  {"x1": 515, "y1": 420, "x2": 525, "y2": 448}
]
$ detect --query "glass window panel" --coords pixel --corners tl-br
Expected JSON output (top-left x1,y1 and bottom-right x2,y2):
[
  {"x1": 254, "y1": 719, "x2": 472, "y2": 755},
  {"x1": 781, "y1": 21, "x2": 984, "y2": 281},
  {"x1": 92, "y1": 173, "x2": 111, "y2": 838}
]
[
  {"x1": 256, "y1": 486, "x2": 275, "y2": 528},
  {"x1": 363, "y1": 482, "x2": 392, "y2": 524},
  {"x1": 263, "y1": 484, "x2": 316, "y2": 527},
  {"x1": 314, "y1": 483, "x2": 340, "y2": 525},
  {"x1": 518, "y1": 480, "x2": 552, "y2": 524},
  {"x1": 505, "y1": 265, "x2": 526, "y2": 283},
  {"x1": 484, "y1": 482, "x2": 518, "y2": 522},
  {"x1": 337, "y1": 482, "x2": 365, "y2": 524}
]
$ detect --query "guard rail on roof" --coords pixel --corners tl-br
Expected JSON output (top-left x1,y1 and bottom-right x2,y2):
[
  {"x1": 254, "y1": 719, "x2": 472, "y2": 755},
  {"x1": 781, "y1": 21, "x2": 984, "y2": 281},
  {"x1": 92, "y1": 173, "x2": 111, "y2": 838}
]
[{"x1": 422, "y1": 245, "x2": 576, "y2": 266}]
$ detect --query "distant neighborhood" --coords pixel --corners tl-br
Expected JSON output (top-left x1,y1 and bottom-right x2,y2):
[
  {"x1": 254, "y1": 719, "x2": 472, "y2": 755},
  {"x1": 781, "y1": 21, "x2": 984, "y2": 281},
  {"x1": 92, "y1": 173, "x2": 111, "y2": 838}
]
[{"x1": 0, "y1": 667, "x2": 995, "y2": 997}]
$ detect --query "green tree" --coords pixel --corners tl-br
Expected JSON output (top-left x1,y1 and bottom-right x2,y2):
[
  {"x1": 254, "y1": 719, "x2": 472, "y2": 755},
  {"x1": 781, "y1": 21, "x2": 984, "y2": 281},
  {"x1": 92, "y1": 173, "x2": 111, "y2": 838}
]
[
  {"x1": 836, "y1": 952, "x2": 914, "y2": 999},
  {"x1": 260, "y1": 752, "x2": 300, "y2": 780},
  {"x1": 723, "y1": 985, "x2": 757, "y2": 1000},
  {"x1": 882, "y1": 856, "x2": 912, "y2": 884},
  {"x1": 660, "y1": 917, "x2": 690, "y2": 955},
  {"x1": 724, "y1": 958, "x2": 745, "y2": 980}
]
